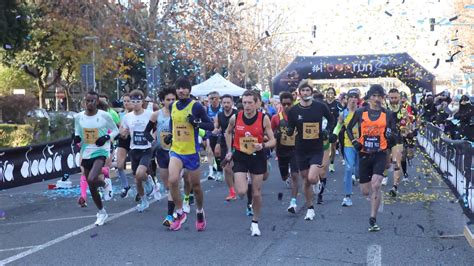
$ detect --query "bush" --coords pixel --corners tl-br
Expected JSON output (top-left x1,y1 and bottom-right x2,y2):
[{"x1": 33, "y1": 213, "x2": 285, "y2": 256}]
[
  {"x1": 0, "y1": 94, "x2": 37, "y2": 124},
  {"x1": 0, "y1": 124, "x2": 33, "y2": 148}
]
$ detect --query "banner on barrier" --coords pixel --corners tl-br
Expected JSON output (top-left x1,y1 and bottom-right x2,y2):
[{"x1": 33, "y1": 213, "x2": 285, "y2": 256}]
[{"x1": 0, "y1": 138, "x2": 81, "y2": 190}]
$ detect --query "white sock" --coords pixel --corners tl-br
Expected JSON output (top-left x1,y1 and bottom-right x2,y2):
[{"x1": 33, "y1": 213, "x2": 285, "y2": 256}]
[{"x1": 208, "y1": 165, "x2": 214, "y2": 175}]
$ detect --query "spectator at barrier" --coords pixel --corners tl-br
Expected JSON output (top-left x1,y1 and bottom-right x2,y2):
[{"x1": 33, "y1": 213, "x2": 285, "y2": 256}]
[{"x1": 454, "y1": 95, "x2": 474, "y2": 142}]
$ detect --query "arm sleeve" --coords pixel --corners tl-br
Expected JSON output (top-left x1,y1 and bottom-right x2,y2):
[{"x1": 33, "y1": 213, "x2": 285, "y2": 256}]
[
  {"x1": 333, "y1": 120, "x2": 343, "y2": 135},
  {"x1": 109, "y1": 109, "x2": 120, "y2": 125},
  {"x1": 286, "y1": 108, "x2": 295, "y2": 136},
  {"x1": 346, "y1": 109, "x2": 362, "y2": 142},
  {"x1": 192, "y1": 102, "x2": 214, "y2": 131},
  {"x1": 104, "y1": 112, "x2": 119, "y2": 140}
]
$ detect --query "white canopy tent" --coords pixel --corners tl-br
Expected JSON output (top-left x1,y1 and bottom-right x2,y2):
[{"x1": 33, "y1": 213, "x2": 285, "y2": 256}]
[{"x1": 191, "y1": 73, "x2": 245, "y2": 97}]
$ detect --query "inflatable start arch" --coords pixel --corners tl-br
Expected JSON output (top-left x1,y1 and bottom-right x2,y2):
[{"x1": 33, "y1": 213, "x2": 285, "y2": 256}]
[{"x1": 272, "y1": 53, "x2": 435, "y2": 96}]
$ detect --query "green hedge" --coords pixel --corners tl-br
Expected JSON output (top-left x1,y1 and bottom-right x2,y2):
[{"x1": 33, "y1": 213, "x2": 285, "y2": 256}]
[
  {"x1": 0, "y1": 115, "x2": 73, "y2": 148},
  {"x1": 0, "y1": 124, "x2": 34, "y2": 148}
]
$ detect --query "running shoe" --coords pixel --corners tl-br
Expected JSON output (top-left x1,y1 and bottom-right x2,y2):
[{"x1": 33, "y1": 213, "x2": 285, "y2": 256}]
[
  {"x1": 145, "y1": 175, "x2": 154, "y2": 197},
  {"x1": 153, "y1": 183, "x2": 162, "y2": 201},
  {"x1": 304, "y1": 208, "x2": 315, "y2": 221},
  {"x1": 195, "y1": 211, "x2": 206, "y2": 231},
  {"x1": 103, "y1": 178, "x2": 113, "y2": 201},
  {"x1": 250, "y1": 222, "x2": 261, "y2": 236},
  {"x1": 162, "y1": 215, "x2": 173, "y2": 227},
  {"x1": 368, "y1": 217, "x2": 381, "y2": 232},
  {"x1": 207, "y1": 174, "x2": 215, "y2": 180},
  {"x1": 95, "y1": 209, "x2": 108, "y2": 226},
  {"x1": 77, "y1": 196, "x2": 87, "y2": 208},
  {"x1": 381, "y1": 177, "x2": 388, "y2": 186},
  {"x1": 246, "y1": 204, "x2": 254, "y2": 216},
  {"x1": 136, "y1": 197, "x2": 149, "y2": 213},
  {"x1": 287, "y1": 199, "x2": 297, "y2": 214},
  {"x1": 389, "y1": 187, "x2": 397, "y2": 197},
  {"x1": 317, "y1": 193, "x2": 324, "y2": 204},
  {"x1": 170, "y1": 212, "x2": 187, "y2": 231},
  {"x1": 225, "y1": 193, "x2": 237, "y2": 201},
  {"x1": 183, "y1": 198, "x2": 191, "y2": 213},
  {"x1": 329, "y1": 163, "x2": 335, "y2": 172},
  {"x1": 342, "y1": 197, "x2": 353, "y2": 207},
  {"x1": 215, "y1": 172, "x2": 223, "y2": 182},
  {"x1": 402, "y1": 172, "x2": 409, "y2": 183},
  {"x1": 120, "y1": 186, "x2": 131, "y2": 198}
]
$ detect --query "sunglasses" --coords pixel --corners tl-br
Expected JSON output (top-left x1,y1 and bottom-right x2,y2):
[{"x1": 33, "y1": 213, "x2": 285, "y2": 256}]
[
  {"x1": 281, "y1": 102, "x2": 292, "y2": 106},
  {"x1": 85, "y1": 99, "x2": 96, "y2": 103},
  {"x1": 130, "y1": 100, "x2": 142, "y2": 104}
]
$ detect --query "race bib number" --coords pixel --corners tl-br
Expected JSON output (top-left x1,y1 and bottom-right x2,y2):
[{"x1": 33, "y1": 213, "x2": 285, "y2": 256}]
[
  {"x1": 303, "y1": 123, "x2": 319, "y2": 140},
  {"x1": 174, "y1": 122, "x2": 193, "y2": 143},
  {"x1": 133, "y1": 131, "x2": 148, "y2": 146},
  {"x1": 280, "y1": 132, "x2": 296, "y2": 146},
  {"x1": 239, "y1": 136, "x2": 258, "y2": 155},
  {"x1": 160, "y1": 132, "x2": 171, "y2": 150},
  {"x1": 83, "y1": 128, "x2": 98, "y2": 145},
  {"x1": 363, "y1": 136, "x2": 380, "y2": 152}
]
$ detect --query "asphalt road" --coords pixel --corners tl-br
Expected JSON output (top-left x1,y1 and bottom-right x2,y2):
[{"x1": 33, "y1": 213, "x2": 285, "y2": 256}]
[{"x1": 1, "y1": 146, "x2": 473, "y2": 265}]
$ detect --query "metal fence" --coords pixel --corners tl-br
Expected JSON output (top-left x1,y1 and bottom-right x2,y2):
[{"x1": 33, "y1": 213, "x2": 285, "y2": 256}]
[{"x1": 417, "y1": 122, "x2": 474, "y2": 214}]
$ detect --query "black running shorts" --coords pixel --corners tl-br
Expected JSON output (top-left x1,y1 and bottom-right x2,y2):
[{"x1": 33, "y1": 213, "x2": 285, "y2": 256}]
[
  {"x1": 278, "y1": 154, "x2": 298, "y2": 176},
  {"x1": 296, "y1": 151, "x2": 324, "y2": 171},
  {"x1": 232, "y1": 150, "x2": 267, "y2": 175},
  {"x1": 359, "y1": 151, "x2": 387, "y2": 184},
  {"x1": 81, "y1": 156, "x2": 106, "y2": 171},
  {"x1": 130, "y1": 148, "x2": 152, "y2": 175}
]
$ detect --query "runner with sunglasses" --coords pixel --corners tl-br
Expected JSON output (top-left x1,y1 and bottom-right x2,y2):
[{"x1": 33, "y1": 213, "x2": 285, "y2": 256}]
[{"x1": 120, "y1": 90, "x2": 155, "y2": 212}]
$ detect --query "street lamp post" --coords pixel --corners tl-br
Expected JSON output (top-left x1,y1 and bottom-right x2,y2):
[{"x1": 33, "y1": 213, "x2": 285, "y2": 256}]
[{"x1": 83, "y1": 36, "x2": 99, "y2": 92}]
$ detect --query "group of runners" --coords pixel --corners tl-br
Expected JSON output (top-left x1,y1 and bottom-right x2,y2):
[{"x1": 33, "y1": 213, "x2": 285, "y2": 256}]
[{"x1": 74, "y1": 77, "x2": 417, "y2": 235}]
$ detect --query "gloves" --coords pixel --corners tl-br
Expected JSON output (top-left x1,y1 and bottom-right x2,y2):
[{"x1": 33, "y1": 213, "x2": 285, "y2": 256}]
[
  {"x1": 352, "y1": 140, "x2": 362, "y2": 151},
  {"x1": 95, "y1": 135, "x2": 111, "y2": 146},
  {"x1": 73, "y1": 135, "x2": 82, "y2": 144},
  {"x1": 163, "y1": 134, "x2": 173, "y2": 145},
  {"x1": 286, "y1": 126, "x2": 295, "y2": 136},
  {"x1": 275, "y1": 131, "x2": 282, "y2": 141},
  {"x1": 187, "y1": 114, "x2": 200, "y2": 128},
  {"x1": 329, "y1": 133, "x2": 338, "y2": 144},
  {"x1": 322, "y1": 130, "x2": 329, "y2": 141}
]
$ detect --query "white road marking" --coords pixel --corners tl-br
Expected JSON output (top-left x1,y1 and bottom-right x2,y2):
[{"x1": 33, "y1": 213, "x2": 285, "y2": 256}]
[
  {"x1": 0, "y1": 178, "x2": 208, "y2": 265},
  {"x1": 0, "y1": 215, "x2": 105, "y2": 226},
  {"x1": 0, "y1": 246, "x2": 38, "y2": 253},
  {"x1": 367, "y1": 244, "x2": 382, "y2": 266}
]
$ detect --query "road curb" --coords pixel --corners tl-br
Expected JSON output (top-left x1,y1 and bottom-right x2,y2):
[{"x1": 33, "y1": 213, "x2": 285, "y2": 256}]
[{"x1": 464, "y1": 224, "x2": 474, "y2": 248}]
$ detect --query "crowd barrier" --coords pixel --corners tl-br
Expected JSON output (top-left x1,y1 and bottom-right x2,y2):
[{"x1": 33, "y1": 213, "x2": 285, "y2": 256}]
[
  {"x1": 417, "y1": 122, "x2": 474, "y2": 214},
  {"x1": 0, "y1": 138, "x2": 81, "y2": 190}
]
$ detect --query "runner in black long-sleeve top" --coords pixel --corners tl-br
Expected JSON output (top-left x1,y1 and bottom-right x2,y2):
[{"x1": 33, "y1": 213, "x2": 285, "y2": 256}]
[{"x1": 287, "y1": 80, "x2": 336, "y2": 221}]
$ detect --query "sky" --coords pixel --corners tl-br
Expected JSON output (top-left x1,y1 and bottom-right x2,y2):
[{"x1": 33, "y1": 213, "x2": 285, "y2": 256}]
[{"x1": 258, "y1": 0, "x2": 466, "y2": 80}]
